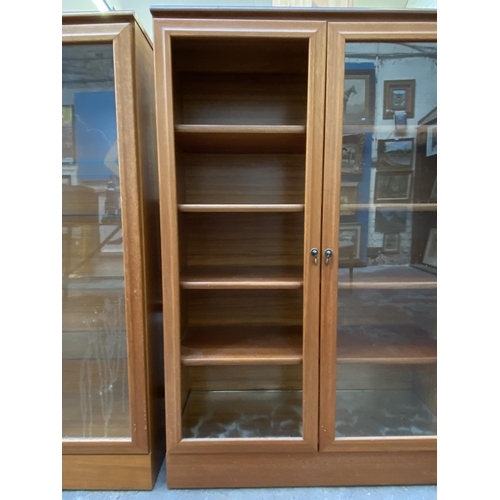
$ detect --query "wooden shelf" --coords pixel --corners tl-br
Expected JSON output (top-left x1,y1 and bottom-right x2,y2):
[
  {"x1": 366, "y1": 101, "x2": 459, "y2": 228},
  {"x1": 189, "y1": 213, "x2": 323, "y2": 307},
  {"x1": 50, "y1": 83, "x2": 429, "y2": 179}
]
[
  {"x1": 180, "y1": 266, "x2": 303, "y2": 289},
  {"x1": 175, "y1": 125, "x2": 306, "y2": 153},
  {"x1": 342, "y1": 203, "x2": 437, "y2": 212},
  {"x1": 337, "y1": 324, "x2": 436, "y2": 364},
  {"x1": 338, "y1": 265, "x2": 437, "y2": 290},
  {"x1": 181, "y1": 326, "x2": 302, "y2": 366},
  {"x1": 182, "y1": 390, "x2": 302, "y2": 439},
  {"x1": 179, "y1": 204, "x2": 304, "y2": 213}
]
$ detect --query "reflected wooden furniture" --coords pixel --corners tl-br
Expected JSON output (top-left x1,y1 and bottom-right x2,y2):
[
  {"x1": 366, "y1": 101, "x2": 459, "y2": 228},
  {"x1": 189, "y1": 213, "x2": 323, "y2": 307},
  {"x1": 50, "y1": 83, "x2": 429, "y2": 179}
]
[
  {"x1": 62, "y1": 13, "x2": 164, "y2": 490},
  {"x1": 153, "y1": 7, "x2": 437, "y2": 489}
]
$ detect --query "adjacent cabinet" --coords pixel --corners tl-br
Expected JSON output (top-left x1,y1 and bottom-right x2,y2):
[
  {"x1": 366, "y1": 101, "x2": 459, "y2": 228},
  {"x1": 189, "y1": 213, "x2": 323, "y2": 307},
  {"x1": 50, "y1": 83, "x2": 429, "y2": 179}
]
[
  {"x1": 153, "y1": 8, "x2": 437, "y2": 488},
  {"x1": 62, "y1": 14, "x2": 164, "y2": 490}
]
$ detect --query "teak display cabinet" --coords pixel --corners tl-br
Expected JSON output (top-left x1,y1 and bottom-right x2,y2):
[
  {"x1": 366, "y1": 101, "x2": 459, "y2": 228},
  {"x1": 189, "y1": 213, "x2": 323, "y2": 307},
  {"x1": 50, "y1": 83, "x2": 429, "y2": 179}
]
[
  {"x1": 153, "y1": 8, "x2": 437, "y2": 488},
  {"x1": 62, "y1": 13, "x2": 164, "y2": 490}
]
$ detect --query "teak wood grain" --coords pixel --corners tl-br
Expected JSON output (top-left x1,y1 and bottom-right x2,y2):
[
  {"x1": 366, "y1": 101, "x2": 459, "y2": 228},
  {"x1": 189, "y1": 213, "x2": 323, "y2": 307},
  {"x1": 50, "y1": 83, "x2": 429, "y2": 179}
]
[
  {"x1": 166, "y1": 450, "x2": 436, "y2": 488},
  {"x1": 154, "y1": 18, "x2": 326, "y2": 455},
  {"x1": 181, "y1": 326, "x2": 303, "y2": 365}
]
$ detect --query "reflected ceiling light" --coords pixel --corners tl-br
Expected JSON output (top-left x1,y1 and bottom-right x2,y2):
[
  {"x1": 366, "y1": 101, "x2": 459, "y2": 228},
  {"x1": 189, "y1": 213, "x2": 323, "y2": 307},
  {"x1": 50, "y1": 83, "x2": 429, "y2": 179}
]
[{"x1": 93, "y1": 0, "x2": 111, "y2": 12}]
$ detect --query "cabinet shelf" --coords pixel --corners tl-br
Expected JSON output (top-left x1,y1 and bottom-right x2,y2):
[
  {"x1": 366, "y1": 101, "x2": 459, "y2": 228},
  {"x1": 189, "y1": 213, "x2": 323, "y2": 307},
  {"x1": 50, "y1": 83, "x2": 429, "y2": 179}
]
[
  {"x1": 181, "y1": 326, "x2": 303, "y2": 366},
  {"x1": 180, "y1": 266, "x2": 303, "y2": 289},
  {"x1": 62, "y1": 276, "x2": 125, "y2": 291},
  {"x1": 175, "y1": 124, "x2": 306, "y2": 153},
  {"x1": 338, "y1": 265, "x2": 437, "y2": 290},
  {"x1": 337, "y1": 325, "x2": 436, "y2": 364},
  {"x1": 342, "y1": 203, "x2": 437, "y2": 212},
  {"x1": 178, "y1": 204, "x2": 304, "y2": 213}
]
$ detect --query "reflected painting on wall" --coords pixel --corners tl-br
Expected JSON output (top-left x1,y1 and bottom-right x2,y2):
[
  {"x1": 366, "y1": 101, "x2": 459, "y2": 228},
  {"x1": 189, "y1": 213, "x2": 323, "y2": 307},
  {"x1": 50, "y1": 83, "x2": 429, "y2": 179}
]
[
  {"x1": 340, "y1": 182, "x2": 359, "y2": 215},
  {"x1": 62, "y1": 105, "x2": 75, "y2": 164},
  {"x1": 422, "y1": 228, "x2": 437, "y2": 267},
  {"x1": 344, "y1": 69, "x2": 374, "y2": 125},
  {"x1": 375, "y1": 171, "x2": 412, "y2": 203},
  {"x1": 339, "y1": 223, "x2": 361, "y2": 261},
  {"x1": 383, "y1": 80, "x2": 416, "y2": 119},
  {"x1": 377, "y1": 138, "x2": 414, "y2": 171},
  {"x1": 342, "y1": 134, "x2": 365, "y2": 174},
  {"x1": 383, "y1": 233, "x2": 400, "y2": 254}
]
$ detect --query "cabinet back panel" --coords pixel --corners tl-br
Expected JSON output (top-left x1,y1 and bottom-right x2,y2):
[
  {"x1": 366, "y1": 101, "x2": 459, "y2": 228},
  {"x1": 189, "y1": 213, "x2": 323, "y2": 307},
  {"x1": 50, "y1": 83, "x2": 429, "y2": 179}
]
[
  {"x1": 183, "y1": 212, "x2": 304, "y2": 266},
  {"x1": 336, "y1": 364, "x2": 413, "y2": 391},
  {"x1": 185, "y1": 289, "x2": 303, "y2": 326},
  {"x1": 180, "y1": 153, "x2": 305, "y2": 204},
  {"x1": 171, "y1": 38, "x2": 309, "y2": 74},
  {"x1": 186, "y1": 365, "x2": 302, "y2": 391},
  {"x1": 175, "y1": 73, "x2": 307, "y2": 126}
]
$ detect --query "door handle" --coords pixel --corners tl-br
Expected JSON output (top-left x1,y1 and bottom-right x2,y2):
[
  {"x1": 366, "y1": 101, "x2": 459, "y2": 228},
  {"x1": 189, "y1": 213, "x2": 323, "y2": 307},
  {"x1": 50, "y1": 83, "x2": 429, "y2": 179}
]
[
  {"x1": 324, "y1": 249, "x2": 333, "y2": 266},
  {"x1": 310, "y1": 248, "x2": 318, "y2": 265}
]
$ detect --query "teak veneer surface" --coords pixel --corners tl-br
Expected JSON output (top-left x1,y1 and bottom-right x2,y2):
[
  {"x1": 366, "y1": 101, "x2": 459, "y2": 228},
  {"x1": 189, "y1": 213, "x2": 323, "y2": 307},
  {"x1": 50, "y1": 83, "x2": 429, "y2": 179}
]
[
  {"x1": 179, "y1": 152, "x2": 305, "y2": 205},
  {"x1": 175, "y1": 125, "x2": 307, "y2": 153},
  {"x1": 181, "y1": 326, "x2": 303, "y2": 365},
  {"x1": 180, "y1": 265, "x2": 303, "y2": 289}
]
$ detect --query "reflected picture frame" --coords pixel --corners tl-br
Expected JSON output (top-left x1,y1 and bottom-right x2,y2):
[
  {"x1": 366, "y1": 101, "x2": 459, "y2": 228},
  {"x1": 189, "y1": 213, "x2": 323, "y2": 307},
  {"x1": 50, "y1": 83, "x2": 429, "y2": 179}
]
[
  {"x1": 62, "y1": 104, "x2": 75, "y2": 164},
  {"x1": 383, "y1": 79, "x2": 416, "y2": 119},
  {"x1": 377, "y1": 138, "x2": 414, "y2": 171},
  {"x1": 374, "y1": 171, "x2": 413, "y2": 203},
  {"x1": 426, "y1": 124, "x2": 437, "y2": 156},
  {"x1": 338, "y1": 222, "x2": 362, "y2": 261},
  {"x1": 422, "y1": 228, "x2": 437, "y2": 267},
  {"x1": 383, "y1": 233, "x2": 400, "y2": 254},
  {"x1": 340, "y1": 182, "x2": 359, "y2": 216},
  {"x1": 341, "y1": 134, "x2": 365, "y2": 174},
  {"x1": 344, "y1": 69, "x2": 375, "y2": 126}
]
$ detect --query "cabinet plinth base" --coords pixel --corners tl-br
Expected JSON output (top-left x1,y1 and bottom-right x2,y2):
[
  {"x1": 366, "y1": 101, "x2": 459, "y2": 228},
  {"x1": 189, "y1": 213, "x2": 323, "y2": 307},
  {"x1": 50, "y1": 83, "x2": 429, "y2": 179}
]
[
  {"x1": 166, "y1": 450, "x2": 436, "y2": 488},
  {"x1": 63, "y1": 452, "x2": 164, "y2": 490}
]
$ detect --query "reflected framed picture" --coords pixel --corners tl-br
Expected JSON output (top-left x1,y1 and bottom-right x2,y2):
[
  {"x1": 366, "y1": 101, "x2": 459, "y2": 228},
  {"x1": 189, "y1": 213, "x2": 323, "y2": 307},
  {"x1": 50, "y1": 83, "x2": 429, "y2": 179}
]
[
  {"x1": 375, "y1": 171, "x2": 412, "y2": 203},
  {"x1": 383, "y1": 233, "x2": 400, "y2": 254},
  {"x1": 342, "y1": 134, "x2": 365, "y2": 174},
  {"x1": 375, "y1": 209, "x2": 407, "y2": 233},
  {"x1": 422, "y1": 228, "x2": 437, "y2": 267},
  {"x1": 344, "y1": 69, "x2": 375, "y2": 126},
  {"x1": 99, "y1": 225, "x2": 123, "y2": 254},
  {"x1": 383, "y1": 80, "x2": 416, "y2": 119},
  {"x1": 339, "y1": 223, "x2": 362, "y2": 261},
  {"x1": 62, "y1": 105, "x2": 75, "y2": 164},
  {"x1": 429, "y1": 177, "x2": 437, "y2": 203},
  {"x1": 340, "y1": 182, "x2": 359, "y2": 215},
  {"x1": 426, "y1": 124, "x2": 437, "y2": 156},
  {"x1": 377, "y1": 138, "x2": 414, "y2": 171}
]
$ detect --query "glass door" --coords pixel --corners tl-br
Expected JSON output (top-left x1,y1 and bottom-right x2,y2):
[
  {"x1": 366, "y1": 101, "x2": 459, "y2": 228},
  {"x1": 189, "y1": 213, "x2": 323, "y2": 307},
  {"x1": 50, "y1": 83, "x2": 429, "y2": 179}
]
[
  {"x1": 320, "y1": 24, "x2": 437, "y2": 450},
  {"x1": 62, "y1": 42, "x2": 131, "y2": 441}
]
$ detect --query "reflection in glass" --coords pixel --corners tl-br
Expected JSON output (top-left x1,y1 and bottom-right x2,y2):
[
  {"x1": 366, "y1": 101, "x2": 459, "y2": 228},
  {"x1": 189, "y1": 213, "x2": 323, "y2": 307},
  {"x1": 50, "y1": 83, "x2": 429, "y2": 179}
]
[
  {"x1": 335, "y1": 42, "x2": 437, "y2": 438},
  {"x1": 62, "y1": 44, "x2": 131, "y2": 440}
]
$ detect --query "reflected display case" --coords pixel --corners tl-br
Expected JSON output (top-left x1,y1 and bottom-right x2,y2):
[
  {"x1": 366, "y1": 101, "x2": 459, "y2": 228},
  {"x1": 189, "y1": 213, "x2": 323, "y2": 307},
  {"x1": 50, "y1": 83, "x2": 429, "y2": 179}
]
[
  {"x1": 153, "y1": 7, "x2": 436, "y2": 489},
  {"x1": 62, "y1": 13, "x2": 164, "y2": 490}
]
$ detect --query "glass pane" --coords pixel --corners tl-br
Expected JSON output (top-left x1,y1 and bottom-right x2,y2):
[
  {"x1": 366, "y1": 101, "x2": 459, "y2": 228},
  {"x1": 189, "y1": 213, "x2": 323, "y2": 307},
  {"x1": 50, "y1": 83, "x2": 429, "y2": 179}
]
[
  {"x1": 335, "y1": 42, "x2": 437, "y2": 438},
  {"x1": 62, "y1": 44, "x2": 131, "y2": 440}
]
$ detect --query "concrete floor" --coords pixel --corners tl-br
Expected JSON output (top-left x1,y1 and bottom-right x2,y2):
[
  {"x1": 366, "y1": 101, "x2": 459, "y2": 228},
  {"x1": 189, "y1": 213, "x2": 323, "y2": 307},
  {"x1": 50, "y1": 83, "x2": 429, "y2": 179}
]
[{"x1": 62, "y1": 458, "x2": 437, "y2": 499}]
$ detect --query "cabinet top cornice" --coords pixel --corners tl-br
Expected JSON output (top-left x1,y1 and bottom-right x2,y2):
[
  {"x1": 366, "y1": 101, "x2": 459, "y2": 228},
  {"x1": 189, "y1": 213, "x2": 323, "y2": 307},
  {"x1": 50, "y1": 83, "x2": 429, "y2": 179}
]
[{"x1": 150, "y1": 7, "x2": 436, "y2": 23}]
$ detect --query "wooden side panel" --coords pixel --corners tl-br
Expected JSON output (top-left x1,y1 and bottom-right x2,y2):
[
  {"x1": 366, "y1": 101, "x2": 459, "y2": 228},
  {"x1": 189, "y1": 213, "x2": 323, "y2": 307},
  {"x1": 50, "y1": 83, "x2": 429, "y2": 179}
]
[
  {"x1": 166, "y1": 451, "x2": 436, "y2": 488},
  {"x1": 63, "y1": 454, "x2": 155, "y2": 490},
  {"x1": 133, "y1": 20, "x2": 165, "y2": 476}
]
